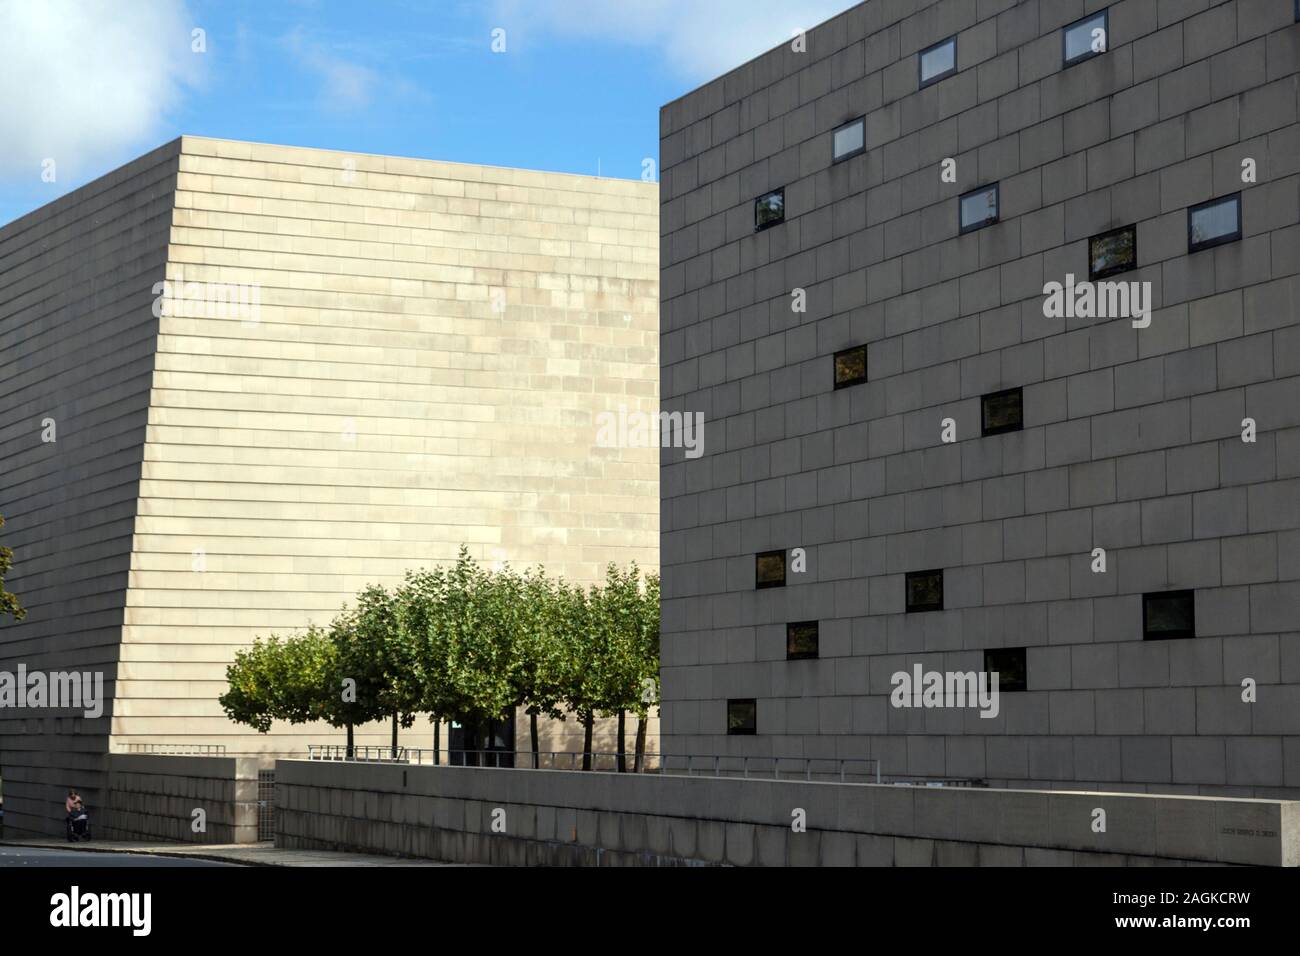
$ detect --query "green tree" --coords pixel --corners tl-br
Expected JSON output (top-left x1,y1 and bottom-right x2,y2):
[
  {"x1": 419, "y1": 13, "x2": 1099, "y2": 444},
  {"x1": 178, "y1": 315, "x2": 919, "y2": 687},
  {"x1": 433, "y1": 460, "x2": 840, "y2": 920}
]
[
  {"x1": 0, "y1": 515, "x2": 25, "y2": 623},
  {"x1": 398, "y1": 564, "x2": 459, "y2": 763},
  {"x1": 405, "y1": 549, "x2": 517, "y2": 763},
  {"x1": 479, "y1": 563, "x2": 571, "y2": 768},
  {"x1": 327, "y1": 606, "x2": 401, "y2": 758},
  {"x1": 220, "y1": 626, "x2": 338, "y2": 733},
  {"x1": 555, "y1": 578, "x2": 605, "y2": 770},
  {"x1": 631, "y1": 571, "x2": 660, "y2": 772},
  {"x1": 220, "y1": 552, "x2": 661, "y2": 772},
  {"x1": 220, "y1": 636, "x2": 289, "y2": 734},
  {"x1": 586, "y1": 564, "x2": 660, "y2": 772},
  {"x1": 351, "y1": 583, "x2": 420, "y2": 757},
  {"x1": 516, "y1": 568, "x2": 569, "y2": 767},
  {"x1": 459, "y1": 557, "x2": 520, "y2": 729},
  {"x1": 221, "y1": 615, "x2": 398, "y2": 760}
]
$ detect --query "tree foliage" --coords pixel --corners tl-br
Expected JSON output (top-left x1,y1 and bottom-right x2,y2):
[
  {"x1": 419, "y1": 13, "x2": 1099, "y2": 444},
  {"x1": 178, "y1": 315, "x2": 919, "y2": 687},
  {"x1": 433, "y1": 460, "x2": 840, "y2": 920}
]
[
  {"x1": 0, "y1": 515, "x2": 26, "y2": 623},
  {"x1": 220, "y1": 626, "x2": 337, "y2": 733},
  {"x1": 220, "y1": 549, "x2": 661, "y2": 770}
]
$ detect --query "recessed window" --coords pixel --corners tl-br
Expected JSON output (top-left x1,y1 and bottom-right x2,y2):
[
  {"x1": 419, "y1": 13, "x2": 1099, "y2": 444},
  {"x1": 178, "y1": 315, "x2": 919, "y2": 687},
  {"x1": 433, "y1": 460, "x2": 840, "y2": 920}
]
[
  {"x1": 1295, "y1": 0, "x2": 1299, "y2": 21},
  {"x1": 833, "y1": 345, "x2": 868, "y2": 389},
  {"x1": 981, "y1": 387, "x2": 1023, "y2": 436},
  {"x1": 919, "y1": 36, "x2": 957, "y2": 87},
  {"x1": 755, "y1": 188, "x2": 785, "y2": 231},
  {"x1": 906, "y1": 569, "x2": 944, "y2": 613},
  {"x1": 1063, "y1": 10, "x2": 1108, "y2": 66},
  {"x1": 1188, "y1": 194, "x2": 1241, "y2": 252},
  {"x1": 984, "y1": 648, "x2": 1027, "y2": 693},
  {"x1": 786, "y1": 621, "x2": 819, "y2": 661},
  {"x1": 832, "y1": 117, "x2": 865, "y2": 162},
  {"x1": 1088, "y1": 224, "x2": 1137, "y2": 280},
  {"x1": 727, "y1": 699, "x2": 757, "y2": 735},
  {"x1": 1143, "y1": 590, "x2": 1195, "y2": 641},
  {"x1": 959, "y1": 183, "x2": 999, "y2": 233},
  {"x1": 756, "y1": 550, "x2": 786, "y2": 589}
]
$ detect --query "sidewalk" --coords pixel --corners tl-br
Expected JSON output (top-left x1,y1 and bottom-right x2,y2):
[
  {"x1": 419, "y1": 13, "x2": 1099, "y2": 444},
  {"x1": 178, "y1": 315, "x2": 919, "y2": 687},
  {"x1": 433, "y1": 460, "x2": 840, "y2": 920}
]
[{"x1": 0, "y1": 837, "x2": 458, "y2": 867}]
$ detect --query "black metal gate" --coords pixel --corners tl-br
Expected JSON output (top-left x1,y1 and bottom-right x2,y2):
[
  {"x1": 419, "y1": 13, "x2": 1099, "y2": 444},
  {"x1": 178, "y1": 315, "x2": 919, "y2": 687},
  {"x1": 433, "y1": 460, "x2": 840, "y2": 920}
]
[{"x1": 257, "y1": 770, "x2": 275, "y2": 841}]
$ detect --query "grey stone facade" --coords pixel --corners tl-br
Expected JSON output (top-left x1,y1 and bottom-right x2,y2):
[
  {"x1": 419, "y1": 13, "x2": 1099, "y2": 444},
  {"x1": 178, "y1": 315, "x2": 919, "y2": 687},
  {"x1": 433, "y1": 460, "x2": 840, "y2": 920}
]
[
  {"x1": 0, "y1": 141, "x2": 180, "y2": 834},
  {"x1": 659, "y1": 0, "x2": 1300, "y2": 797}
]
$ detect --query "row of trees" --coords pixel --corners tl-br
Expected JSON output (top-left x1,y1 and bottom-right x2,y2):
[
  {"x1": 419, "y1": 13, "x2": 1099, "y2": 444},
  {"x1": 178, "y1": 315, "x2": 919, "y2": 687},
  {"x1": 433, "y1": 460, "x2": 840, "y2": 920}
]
[{"x1": 219, "y1": 550, "x2": 660, "y2": 771}]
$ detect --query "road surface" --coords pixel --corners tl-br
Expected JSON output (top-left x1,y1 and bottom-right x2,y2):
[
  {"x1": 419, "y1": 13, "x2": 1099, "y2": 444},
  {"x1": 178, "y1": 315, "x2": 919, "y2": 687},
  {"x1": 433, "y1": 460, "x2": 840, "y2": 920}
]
[{"x1": 0, "y1": 846, "x2": 239, "y2": 867}]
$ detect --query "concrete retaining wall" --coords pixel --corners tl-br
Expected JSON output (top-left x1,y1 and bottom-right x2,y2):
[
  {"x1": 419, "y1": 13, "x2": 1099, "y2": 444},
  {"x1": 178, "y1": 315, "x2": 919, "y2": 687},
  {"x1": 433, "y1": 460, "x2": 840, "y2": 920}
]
[
  {"x1": 100, "y1": 754, "x2": 273, "y2": 844},
  {"x1": 275, "y1": 760, "x2": 1300, "y2": 866}
]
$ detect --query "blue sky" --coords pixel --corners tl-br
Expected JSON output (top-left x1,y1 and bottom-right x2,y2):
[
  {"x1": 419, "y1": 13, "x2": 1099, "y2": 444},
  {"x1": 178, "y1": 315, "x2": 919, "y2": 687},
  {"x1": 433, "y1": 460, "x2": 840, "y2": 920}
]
[{"x1": 0, "y1": 0, "x2": 851, "y2": 226}]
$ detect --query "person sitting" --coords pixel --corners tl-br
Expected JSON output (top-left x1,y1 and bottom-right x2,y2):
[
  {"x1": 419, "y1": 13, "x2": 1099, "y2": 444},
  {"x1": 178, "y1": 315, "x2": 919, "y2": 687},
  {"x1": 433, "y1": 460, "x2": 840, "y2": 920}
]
[{"x1": 65, "y1": 789, "x2": 83, "y2": 820}]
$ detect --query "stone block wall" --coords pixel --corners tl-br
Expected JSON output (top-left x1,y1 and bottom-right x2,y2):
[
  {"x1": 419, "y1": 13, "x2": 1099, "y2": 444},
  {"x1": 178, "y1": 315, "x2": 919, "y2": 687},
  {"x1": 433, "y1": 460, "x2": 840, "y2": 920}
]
[
  {"x1": 274, "y1": 759, "x2": 1300, "y2": 865},
  {"x1": 659, "y1": 0, "x2": 1300, "y2": 796},
  {"x1": 100, "y1": 753, "x2": 272, "y2": 844}
]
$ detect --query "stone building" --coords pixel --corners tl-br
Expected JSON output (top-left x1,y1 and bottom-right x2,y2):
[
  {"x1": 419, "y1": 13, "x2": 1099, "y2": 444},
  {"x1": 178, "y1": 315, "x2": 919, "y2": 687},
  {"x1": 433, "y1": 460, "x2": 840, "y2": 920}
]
[
  {"x1": 0, "y1": 136, "x2": 659, "y2": 835},
  {"x1": 658, "y1": 0, "x2": 1300, "y2": 797}
]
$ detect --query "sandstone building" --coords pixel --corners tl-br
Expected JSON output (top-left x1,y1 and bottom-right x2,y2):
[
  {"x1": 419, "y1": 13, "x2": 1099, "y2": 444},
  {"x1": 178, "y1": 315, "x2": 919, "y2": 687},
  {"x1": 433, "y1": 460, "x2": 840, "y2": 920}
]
[{"x1": 0, "y1": 136, "x2": 659, "y2": 835}]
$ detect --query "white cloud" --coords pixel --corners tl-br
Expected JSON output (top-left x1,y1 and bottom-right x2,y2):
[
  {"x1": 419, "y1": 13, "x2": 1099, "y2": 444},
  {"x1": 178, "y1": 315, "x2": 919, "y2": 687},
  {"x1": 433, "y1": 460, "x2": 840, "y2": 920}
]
[
  {"x1": 283, "y1": 28, "x2": 379, "y2": 111},
  {"x1": 493, "y1": 0, "x2": 851, "y2": 81},
  {"x1": 0, "y1": 0, "x2": 204, "y2": 179}
]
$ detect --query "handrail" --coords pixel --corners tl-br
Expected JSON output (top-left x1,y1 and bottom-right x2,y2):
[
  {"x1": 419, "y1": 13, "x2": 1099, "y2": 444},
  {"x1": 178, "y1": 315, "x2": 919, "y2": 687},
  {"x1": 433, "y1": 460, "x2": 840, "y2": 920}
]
[
  {"x1": 660, "y1": 753, "x2": 883, "y2": 785},
  {"x1": 304, "y1": 745, "x2": 886, "y2": 784},
  {"x1": 304, "y1": 745, "x2": 660, "y2": 771},
  {"x1": 124, "y1": 743, "x2": 228, "y2": 755}
]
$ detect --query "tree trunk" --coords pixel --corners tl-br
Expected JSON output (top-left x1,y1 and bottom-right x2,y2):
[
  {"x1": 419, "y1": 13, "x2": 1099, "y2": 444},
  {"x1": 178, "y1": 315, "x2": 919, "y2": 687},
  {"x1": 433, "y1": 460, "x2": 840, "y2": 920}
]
[
  {"x1": 634, "y1": 715, "x2": 648, "y2": 773},
  {"x1": 582, "y1": 712, "x2": 594, "y2": 771},
  {"x1": 530, "y1": 712, "x2": 539, "y2": 769},
  {"x1": 391, "y1": 711, "x2": 398, "y2": 758},
  {"x1": 346, "y1": 722, "x2": 354, "y2": 761},
  {"x1": 433, "y1": 720, "x2": 441, "y2": 766},
  {"x1": 616, "y1": 709, "x2": 627, "y2": 772}
]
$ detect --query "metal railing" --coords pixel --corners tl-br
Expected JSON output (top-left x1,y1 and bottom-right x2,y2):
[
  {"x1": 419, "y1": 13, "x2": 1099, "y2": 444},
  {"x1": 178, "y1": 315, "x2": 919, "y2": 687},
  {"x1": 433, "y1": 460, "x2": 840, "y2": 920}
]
[
  {"x1": 305, "y1": 745, "x2": 881, "y2": 783},
  {"x1": 890, "y1": 778, "x2": 989, "y2": 788},
  {"x1": 124, "y1": 743, "x2": 227, "y2": 756},
  {"x1": 661, "y1": 754, "x2": 882, "y2": 784},
  {"x1": 257, "y1": 770, "x2": 276, "y2": 841},
  {"x1": 306, "y1": 745, "x2": 660, "y2": 771}
]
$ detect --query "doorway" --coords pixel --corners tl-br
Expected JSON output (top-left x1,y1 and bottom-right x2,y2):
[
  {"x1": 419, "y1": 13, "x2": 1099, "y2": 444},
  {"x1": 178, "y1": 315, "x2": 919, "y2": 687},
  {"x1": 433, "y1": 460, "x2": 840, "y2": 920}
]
[{"x1": 448, "y1": 712, "x2": 515, "y2": 768}]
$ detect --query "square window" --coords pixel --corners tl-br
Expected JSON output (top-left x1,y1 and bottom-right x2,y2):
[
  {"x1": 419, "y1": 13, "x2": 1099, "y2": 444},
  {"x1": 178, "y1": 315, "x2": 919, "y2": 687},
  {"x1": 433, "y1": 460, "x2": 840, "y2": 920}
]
[
  {"x1": 1188, "y1": 194, "x2": 1241, "y2": 252},
  {"x1": 786, "y1": 621, "x2": 819, "y2": 660},
  {"x1": 981, "y1": 387, "x2": 1023, "y2": 436},
  {"x1": 1088, "y1": 224, "x2": 1137, "y2": 280},
  {"x1": 727, "y1": 699, "x2": 757, "y2": 735},
  {"x1": 959, "y1": 183, "x2": 999, "y2": 233},
  {"x1": 755, "y1": 188, "x2": 784, "y2": 231},
  {"x1": 833, "y1": 344, "x2": 868, "y2": 389},
  {"x1": 832, "y1": 118, "x2": 865, "y2": 162},
  {"x1": 919, "y1": 36, "x2": 957, "y2": 87},
  {"x1": 1144, "y1": 590, "x2": 1195, "y2": 641},
  {"x1": 984, "y1": 648, "x2": 1027, "y2": 693},
  {"x1": 906, "y1": 569, "x2": 944, "y2": 613},
  {"x1": 755, "y1": 550, "x2": 786, "y2": 589},
  {"x1": 1063, "y1": 10, "x2": 1108, "y2": 66}
]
